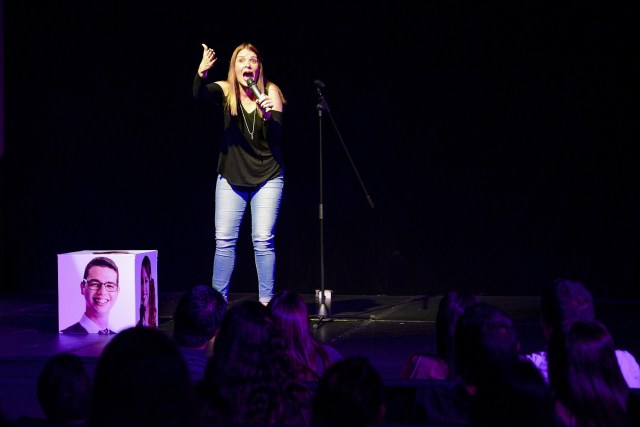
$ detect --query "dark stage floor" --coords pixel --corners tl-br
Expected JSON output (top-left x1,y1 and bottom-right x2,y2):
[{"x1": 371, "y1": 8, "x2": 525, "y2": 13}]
[{"x1": 1, "y1": 290, "x2": 639, "y2": 423}]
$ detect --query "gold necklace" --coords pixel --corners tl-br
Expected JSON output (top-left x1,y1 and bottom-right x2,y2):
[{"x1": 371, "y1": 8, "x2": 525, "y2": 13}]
[{"x1": 240, "y1": 103, "x2": 256, "y2": 139}]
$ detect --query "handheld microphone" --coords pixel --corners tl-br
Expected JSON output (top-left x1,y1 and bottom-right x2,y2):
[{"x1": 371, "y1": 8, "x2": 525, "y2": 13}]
[{"x1": 246, "y1": 78, "x2": 270, "y2": 112}]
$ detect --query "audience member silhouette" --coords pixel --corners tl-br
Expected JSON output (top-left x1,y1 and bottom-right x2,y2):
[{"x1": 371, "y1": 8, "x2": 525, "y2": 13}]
[
  {"x1": 455, "y1": 302, "x2": 521, "y2": 392},
  {"x1": 172, "y1": 285, "x2": 227, "y2": 384},
  {"x1": 469, "y1": 356, "x2": 560, "y2": 427},
  {"x1": 267, "y1": 290, "x2": 342, "y2": 381},
  {"x1": 525, "y1": 278, "x2": 640, "y2": 388},
  {"x1": 198, "y1": 300, "x2": 313, "y2": 426},
  {"x1": 455, "y1": 302, "x2": 559, "y2": 427},
  {"x1": 87, "y1": 326, "x2": 199, "y2": 427},
  {"x1": 547, "y1": 319, "x2": 633, "y2": 427},
  {"x1": 312, "y1": 356, "x2": 385, "y2": 427},
  {"x1": 14, "y1": 353, "x2": 92, "y2": 427},
  {"x1": 400, "y1": 289, "x2": 479, "y2": 380},
  {"x1": 38, "y1": 353, "x2": 92, "y2": 425}
]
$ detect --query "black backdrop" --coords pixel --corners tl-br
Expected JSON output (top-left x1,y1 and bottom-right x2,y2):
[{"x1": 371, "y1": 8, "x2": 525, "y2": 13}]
[{"x1": 1, "y1": 1, "x2": 638, "y2": 297}]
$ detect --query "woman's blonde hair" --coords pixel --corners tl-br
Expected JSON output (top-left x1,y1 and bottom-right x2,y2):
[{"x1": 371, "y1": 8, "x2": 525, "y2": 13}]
[{"x1": 225, "y1": 42, "x2": 285, "y2": 118}]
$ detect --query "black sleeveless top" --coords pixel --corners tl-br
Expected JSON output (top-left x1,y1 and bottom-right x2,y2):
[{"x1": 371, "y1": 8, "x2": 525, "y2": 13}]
[{"x1": 193, "y1": 75, "x2": 284, "y2": 188}]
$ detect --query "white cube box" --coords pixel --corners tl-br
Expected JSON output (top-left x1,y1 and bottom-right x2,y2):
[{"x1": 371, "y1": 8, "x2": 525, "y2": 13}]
[{"x1": 57, "y1": 250, "x2": 158, "y2": 334}]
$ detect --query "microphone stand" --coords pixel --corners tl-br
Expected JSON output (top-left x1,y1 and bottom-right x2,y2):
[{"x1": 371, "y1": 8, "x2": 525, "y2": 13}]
[{"x1": 312, "y1": 80, "x2": 375, "y2": 329}]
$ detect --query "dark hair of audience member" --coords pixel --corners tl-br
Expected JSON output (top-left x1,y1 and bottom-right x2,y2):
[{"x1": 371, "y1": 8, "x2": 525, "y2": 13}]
[
  {"x1": 268, "y1": 290, "x2": 336, "y2": 380},
  {"x1": 87, "y1": 327, "x2": 198, "y2": 427},
  {"x1": 173, "y1": 285, "x2": 227, "y2": 348},
  {"x1": 312, "y1": 356, "x2": 385, "y2": 427},
  {"x1": 547, "y1": 319, "x2": 632, "y2": 427},
  {"x1": 540, "y1": 278, "x2": 595, "y2": 335},
  {"x1": 454, "y1": 302, "x2": 520, "y2": 390},
  {"x1": 36, "y1": 352, "x2": 92, "y2": 424},
  {"x1": 198, "y1": 300, "x2": 313, "y2": 426},
  {"x1": 436, "y1": 289, "x2": 479, "y2": 378},
  {"x1": 469, "y1": 357, "x2": 560, "y2": 427},
  {"x1": 400, "y1": 289, "x2": 479, "y2": 380},
  {"x1": 453, "y1": 302, "x2": 561, "y2": 426}
]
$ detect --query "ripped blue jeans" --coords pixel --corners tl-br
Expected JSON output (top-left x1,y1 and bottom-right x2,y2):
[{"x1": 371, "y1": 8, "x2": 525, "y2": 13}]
[{"x1": 212, "y1": 174, "x2": 283, "y2": 304}]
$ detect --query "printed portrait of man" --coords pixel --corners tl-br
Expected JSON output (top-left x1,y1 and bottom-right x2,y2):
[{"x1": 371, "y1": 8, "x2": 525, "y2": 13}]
[{"x1": 61, "y1": 256, "x2": 120, "y2": 335}]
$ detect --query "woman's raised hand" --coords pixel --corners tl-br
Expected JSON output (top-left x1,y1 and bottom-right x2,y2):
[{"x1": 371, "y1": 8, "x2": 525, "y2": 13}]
[{"x1": 198, "y1": 43, "x2": 217, "y2": 78}]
